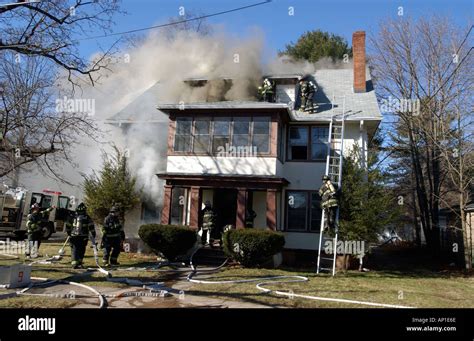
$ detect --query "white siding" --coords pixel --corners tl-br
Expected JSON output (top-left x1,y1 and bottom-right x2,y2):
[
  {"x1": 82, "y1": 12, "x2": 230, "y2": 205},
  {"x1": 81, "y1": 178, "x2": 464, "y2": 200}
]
[
  {"x1": 167, "y1": 155, "x2": 278, "y2": 176},
  {"x1": 275, "y1": 84, "x2": 296, "y2": 103},
  {"x1": 284, "y1": 232, "x2": 320, "y2": 250}
]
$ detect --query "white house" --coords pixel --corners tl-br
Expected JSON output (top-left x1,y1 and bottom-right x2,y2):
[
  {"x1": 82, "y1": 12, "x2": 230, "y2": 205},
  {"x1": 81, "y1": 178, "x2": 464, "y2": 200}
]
[{"x1": 108, "y1": 31, "x2": 382, "y2": 255}]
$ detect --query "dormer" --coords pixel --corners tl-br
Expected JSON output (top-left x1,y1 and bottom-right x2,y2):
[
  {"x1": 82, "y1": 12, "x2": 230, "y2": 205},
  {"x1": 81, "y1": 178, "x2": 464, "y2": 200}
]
[{"x1": 263, "y1": 74, "x2": 301, "y2": 104}]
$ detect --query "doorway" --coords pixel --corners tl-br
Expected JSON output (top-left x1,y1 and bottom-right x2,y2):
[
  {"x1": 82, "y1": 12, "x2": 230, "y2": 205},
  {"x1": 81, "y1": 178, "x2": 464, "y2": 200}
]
[{"x1": 213, "y1": 189, "x2": 237, "y2": 234}]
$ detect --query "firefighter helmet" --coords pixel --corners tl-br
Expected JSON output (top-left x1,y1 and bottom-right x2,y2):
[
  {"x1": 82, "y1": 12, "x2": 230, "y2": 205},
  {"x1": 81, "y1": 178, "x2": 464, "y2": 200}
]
[
  {"x1": 76, "y1": 202, "x2": 87, "y2": 212},
  {"x1": 322, "y1": 175, "x2": 330, "y2": 181},
  {"x1": 110, "y1": 206, "x2": 119, "y2": 213},
  {"x1": 31, "y1": 203, "x2": 40, "y2": 211}
]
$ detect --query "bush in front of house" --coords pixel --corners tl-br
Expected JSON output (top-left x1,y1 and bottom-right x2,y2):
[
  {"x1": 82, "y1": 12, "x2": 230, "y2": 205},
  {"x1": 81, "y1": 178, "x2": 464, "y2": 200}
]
[
  {"x1": 222, "y1": 228, "x2": 285, "y2": 267},
  {"x1": 138, "y1": 224, "x2": 196, "y2": 261}
]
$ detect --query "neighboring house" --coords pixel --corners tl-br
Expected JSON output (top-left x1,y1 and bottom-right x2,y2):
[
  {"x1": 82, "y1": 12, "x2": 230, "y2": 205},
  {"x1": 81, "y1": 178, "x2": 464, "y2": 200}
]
[{"x1": 153, "y1": 31, "x2": 382, "y2": 252}]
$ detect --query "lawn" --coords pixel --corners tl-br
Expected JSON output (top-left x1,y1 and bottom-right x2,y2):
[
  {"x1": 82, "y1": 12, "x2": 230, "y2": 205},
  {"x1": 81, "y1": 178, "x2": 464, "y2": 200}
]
[
  {"x1": 0, "y1": 240, "x2": 473, "y2": 308},
  {"x1": 184, "y1": 267, "x2": 474, "y2": 308}
]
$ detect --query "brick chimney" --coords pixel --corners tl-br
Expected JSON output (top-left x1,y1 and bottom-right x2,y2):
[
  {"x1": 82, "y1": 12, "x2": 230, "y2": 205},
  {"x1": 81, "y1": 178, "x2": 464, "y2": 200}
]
[{"x1": 352, "y1": 31, "x2": 366, "y2": 93}]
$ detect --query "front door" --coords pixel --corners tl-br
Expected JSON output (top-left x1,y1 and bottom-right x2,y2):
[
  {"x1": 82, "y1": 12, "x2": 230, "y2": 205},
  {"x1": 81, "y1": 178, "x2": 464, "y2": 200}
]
[{"x1": 213, "y1": 189, "x2": 237, "y2": 234}]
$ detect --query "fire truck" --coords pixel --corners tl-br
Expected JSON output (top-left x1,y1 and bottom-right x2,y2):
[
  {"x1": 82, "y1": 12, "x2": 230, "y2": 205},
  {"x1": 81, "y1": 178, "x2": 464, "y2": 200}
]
[{"x1": 0, "y1": 185, "x2": 74, "y2": 239}]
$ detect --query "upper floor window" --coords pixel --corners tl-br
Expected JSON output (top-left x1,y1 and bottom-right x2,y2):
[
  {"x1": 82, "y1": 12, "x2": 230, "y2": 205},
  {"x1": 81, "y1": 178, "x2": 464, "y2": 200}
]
[
  {"x1": 287, "y1": 125, "x2": 328, "y2": 161},
  {"x1": 173, "y1": 116, "x2": 271, "y2": 156},
  {"x1": 193, "y1": 117, "x2": 211, "y2": 153},
  {"x1": 175, "y1": 117, "x2": 192, "y2": 152},
  {"x1": 212, "y1": 117, "x2": 231, "y2": 154},
  {"x1": 252, "y1": 117, "x2": 270, "y2": 153}
]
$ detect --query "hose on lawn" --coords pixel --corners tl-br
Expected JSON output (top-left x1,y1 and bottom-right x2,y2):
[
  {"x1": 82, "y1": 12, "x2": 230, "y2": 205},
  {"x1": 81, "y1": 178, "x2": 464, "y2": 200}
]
[
  {"x1": 17, "y1": 276, "x2": 107, "y2": 309},
  {"x1": 185, "y1": 247, "x2": 415, "y2": 309}
]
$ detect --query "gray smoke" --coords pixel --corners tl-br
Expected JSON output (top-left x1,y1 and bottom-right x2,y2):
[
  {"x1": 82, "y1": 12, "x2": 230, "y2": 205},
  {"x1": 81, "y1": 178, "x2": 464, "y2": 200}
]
[{"x1": 16, "y1": 27, "x2": 351, "y2": 208}]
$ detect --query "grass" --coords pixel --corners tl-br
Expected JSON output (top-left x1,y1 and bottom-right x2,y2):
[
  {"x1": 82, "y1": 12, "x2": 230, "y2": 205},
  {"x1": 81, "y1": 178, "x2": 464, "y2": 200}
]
[
  {"x1": 0, "y1": 239, "x2": 473, "y2": 308},
  {"x1": 183, "y1": 267, "x2": 474, "y2": 308}
]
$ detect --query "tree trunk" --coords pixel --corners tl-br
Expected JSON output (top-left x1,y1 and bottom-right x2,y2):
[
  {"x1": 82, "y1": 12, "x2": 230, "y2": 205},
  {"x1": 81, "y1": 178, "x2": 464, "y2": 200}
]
[{"x1": 461, "y1": 195, "x2": 472, "y2": 270}]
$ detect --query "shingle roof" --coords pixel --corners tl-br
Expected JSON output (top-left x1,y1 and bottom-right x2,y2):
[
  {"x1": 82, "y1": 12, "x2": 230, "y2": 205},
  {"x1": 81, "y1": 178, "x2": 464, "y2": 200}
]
[
  {"x1": 290, "y1": 68, "x2": 381, "y2": 122},
  {"x1": 156, "y1": 101, "x2": 290, "y2": 110},
  {"x1": 107, "y1": 69, "x2": 382, "y2": 124}
]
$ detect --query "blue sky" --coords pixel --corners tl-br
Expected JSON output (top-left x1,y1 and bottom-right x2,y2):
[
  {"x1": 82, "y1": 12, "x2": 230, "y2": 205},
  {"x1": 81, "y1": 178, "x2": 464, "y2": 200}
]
[{"x1": 79, "y1": 0, "x2": 473, "y2": 59}]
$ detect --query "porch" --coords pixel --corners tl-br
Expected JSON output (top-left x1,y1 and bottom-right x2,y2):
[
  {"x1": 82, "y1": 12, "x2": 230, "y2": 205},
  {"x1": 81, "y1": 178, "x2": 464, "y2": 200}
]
[{"x1": 157, "y1": 173, "x2": 289, "y2": 231}]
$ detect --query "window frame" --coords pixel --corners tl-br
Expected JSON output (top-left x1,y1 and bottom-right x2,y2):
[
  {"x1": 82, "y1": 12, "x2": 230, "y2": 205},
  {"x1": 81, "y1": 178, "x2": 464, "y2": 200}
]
[
  {"x1": 171, "y1": 116, "x2": 273, "y2": 157},
  {"x1": 285, "y1": 190, "x2": 322, "y2": 233},
  {"x1": 286, "y1": 124, "x2": 329, "y2": 162},
  {"x1": 173, "y1": 117, "x2": 193, "y2": 153}
]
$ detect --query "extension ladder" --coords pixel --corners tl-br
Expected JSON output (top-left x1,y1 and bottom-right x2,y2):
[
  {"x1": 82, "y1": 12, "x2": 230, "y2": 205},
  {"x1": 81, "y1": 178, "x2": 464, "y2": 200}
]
[{"x1": 316, "y1": 96, "x2": 346, "y2": 276}]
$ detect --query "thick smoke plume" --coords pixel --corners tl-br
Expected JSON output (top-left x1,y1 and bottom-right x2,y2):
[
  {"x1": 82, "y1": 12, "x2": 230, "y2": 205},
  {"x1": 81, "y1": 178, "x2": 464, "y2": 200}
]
[{"x1": 18, "y1": 26, "x2": 350, "y2": 211}]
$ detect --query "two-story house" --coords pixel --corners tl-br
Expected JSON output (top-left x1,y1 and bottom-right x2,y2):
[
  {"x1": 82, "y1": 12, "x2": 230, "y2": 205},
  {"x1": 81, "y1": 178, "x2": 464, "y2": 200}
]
[
  {"x1": 155, "y1": 31, "x2": 382, "y2": 252},
  {"x1": 107, "y1": 31, "x2": 382, "y2": 256}
]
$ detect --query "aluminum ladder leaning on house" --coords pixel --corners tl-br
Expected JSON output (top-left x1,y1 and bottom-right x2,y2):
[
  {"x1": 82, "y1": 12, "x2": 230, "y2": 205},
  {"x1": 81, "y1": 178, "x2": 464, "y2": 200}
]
[{"x1": 316, "y1": 95, "x2": 346, "y2": 276}]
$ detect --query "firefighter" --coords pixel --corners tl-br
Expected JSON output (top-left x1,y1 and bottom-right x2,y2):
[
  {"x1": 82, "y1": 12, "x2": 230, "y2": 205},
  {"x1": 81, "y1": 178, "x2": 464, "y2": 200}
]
[
  {"x1": 65, "y1": 203, "x2": 96, "y2": 269},
  {"x1": 245, "y1": 208, "x2": 257, "y2": 228},
  {"x1": 101, "y1": 206, "x2": 124, "y2": 266},
  {"x1": 25, "y1": 203, "x2": 55, "y2": 259},
  {"x1": 258, "y1": 78, "x2": 275, "y2": 102},
  {"x1": 201, "y1": 201, "x2": 216, "y2": 246},
  {"x1": 319, "y1": 175, "x2": 339, "y2": 231},
  {"x1": 299, "y1": 78, "x2": 318, "y2": 111}
]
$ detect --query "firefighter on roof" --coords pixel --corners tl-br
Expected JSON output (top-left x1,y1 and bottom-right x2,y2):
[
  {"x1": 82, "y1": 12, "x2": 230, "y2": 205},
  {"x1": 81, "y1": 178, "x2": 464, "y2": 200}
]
[
  {"x1": 258, "y1": 78, "x2": 275, "y2": 102},
  {"x1": 299, "y1": 78, "x2": 318, "y2": 111}
]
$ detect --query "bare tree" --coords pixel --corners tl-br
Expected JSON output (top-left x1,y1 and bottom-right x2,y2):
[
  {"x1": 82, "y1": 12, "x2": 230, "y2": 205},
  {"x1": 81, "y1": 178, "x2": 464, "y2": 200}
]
[
  {"x1": 0, "y1": 54, "x2": 99, "y2": 184},
  {"x1": 0, "y1": 0, "x2": 124, "y2": 182},
  {"x1": 163, "y1": 11, "x2": 212, "y2": 40},
  {"x1": 0, "y1": 0, "x2": 122, "y2": 88},
  {"x1": 369, "y1": 16, "x2": 473, "y2": 267}
]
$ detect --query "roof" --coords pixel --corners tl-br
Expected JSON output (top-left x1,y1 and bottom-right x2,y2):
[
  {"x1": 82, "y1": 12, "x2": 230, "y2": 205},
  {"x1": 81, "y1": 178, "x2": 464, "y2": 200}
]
[
  {"x1": 107, "y1": 68, "x2": 382, "y2": 125},
  {"x1": 156, "y1": 101, "x2": 290, "y2": 111},
  {"x1": 107, "y1": 82, "x2": 169, "y2": 123},
  {"x1": 290, "y1": 68, "x2": 381, "y2": 122}
]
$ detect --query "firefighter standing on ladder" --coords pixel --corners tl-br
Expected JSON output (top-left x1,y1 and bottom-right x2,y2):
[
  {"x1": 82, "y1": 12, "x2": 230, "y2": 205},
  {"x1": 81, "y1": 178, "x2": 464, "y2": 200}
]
[{"x1": 319, "y1": 175, "x2": 339, "y2": 231}]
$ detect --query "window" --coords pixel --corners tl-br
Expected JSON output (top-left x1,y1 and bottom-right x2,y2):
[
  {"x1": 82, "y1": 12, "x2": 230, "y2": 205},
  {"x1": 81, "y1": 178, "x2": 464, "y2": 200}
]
[
  {"x1": 232, "y1": 117, "x2": 250, "y2": 149},
  {"x1": 142, "y1": 202, "x2": 160, "y2": 222},
  {"x1": 173, "y1": 116, "x2": 273, "y2": 155},
  {"x1": 252, "y1": 117, "x2": 270, "y2": 153},
  {"x1": 193, "y1": 118, "x2": 210, "y2": 153},
  {"x1": 286, "y1": 191, "x2": 322, "y2": 232},
  {"x1": 58, "y1": 196, "x2": 70, "y2": 209},
  {"x1": 287, "y1": 125, "x2": 329, "y2": 161},
  {"x1": 311, "y1": 127, "x2": 329, "y2": 160},
  {"x1": 310, "y1": 193, "x2": 322, "y2": 231},
  {"x1": 174, "y1": 118, "x2": 192, "y2": 152},
  {"x1": 171, "y1": 187, "x2": 187, "y2": 225},
  {"x1": 212, "y1": 117, "x2": 231, "y2": 155},
  {"x1": 286, "y1": 191, "x2": 308, "y2": 231},
  {"x1": 288, "y1": 126, "x2": 308, "y2": 160}
]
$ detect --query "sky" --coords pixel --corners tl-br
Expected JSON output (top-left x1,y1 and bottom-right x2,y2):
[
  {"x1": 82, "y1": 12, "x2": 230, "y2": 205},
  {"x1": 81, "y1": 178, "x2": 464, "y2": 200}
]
[{"x1": 77, "y1": 0, "x2": 473, "y2": 60}]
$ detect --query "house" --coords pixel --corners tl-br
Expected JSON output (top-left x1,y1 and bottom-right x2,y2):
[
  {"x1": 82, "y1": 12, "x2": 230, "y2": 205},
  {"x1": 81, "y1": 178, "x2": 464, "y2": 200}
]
[{"x1": 152, "y1": 31, "x2": 382, "y2": 253}]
